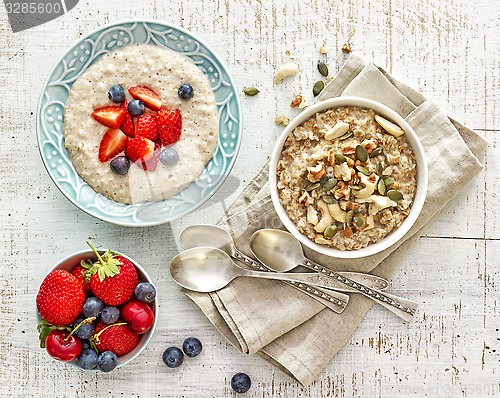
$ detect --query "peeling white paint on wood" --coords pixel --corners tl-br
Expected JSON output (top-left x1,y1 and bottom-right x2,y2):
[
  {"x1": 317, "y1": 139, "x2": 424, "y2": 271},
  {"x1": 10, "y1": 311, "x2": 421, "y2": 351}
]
[{"x1": 0, "y1": 0, "x2": 498, "y2": 397}]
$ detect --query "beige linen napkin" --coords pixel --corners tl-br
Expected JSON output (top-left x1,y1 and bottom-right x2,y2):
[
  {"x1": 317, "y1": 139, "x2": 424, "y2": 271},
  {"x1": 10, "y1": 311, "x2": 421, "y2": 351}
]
[{"x1": 184, "y1": 55, "x2": 487, "y2": 386}]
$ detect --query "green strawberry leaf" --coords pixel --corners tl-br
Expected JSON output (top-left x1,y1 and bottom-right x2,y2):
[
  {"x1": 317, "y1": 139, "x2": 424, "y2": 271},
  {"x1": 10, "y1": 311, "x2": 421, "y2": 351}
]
[{"x1": 80, "y1": 260, "x2": 93, "y2": 269}]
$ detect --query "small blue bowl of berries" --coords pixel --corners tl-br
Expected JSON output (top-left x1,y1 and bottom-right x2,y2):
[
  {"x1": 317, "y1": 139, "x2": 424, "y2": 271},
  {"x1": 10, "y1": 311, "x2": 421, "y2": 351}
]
[{"x1": 35, "y1": 242, "x2": 158, "y2": 372}]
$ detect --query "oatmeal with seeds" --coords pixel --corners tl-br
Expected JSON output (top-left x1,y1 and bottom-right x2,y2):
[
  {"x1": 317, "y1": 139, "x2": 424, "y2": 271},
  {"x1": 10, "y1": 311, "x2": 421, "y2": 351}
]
[{"x1": 276, "y1": 106, "x2": 417, "y2": 251}]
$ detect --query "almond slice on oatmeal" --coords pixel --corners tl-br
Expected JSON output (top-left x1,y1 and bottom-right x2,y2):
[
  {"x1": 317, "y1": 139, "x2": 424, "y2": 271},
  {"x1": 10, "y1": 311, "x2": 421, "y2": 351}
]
[{"x1": 375, "y1": 115, "x2": 405, "y2": 137}]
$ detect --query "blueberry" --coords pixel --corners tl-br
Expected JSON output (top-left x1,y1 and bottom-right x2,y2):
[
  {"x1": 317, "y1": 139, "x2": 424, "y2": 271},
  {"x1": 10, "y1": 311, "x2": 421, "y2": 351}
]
[
  {"x1": 135, "y1": 282, "x2": 156, "y2": 303},
  {"x1": 73, "y1": 317, "x2": 95, "y2": 340},
  {"x1": 97, "y1": 351, "x2": 118, "y2": 372},
  {"x1": 159, "y1": 147, "x2": 179, "y2": 166},
  {"x1": 108, "y1": 85, "x2": 126, "y2": 103},
  {"x1": 110, "y1": 156, "x2": 131, "y2": 175},
  {"x1": 231, "y1": 372, "x2": 252, "y2": 394},
  {"x1": 77, "y1": 348, "x2": 98, "y2": 370},
  {"x1": 101, "y1": 306, "x2": 120, "y2": 324},
  {"x1": 162, "y1": 347, "x2": 184, "y2": 368},
  {"x1": 83, "y1": 297, "x2": 104, "y2": 318},
  {"x1": 182, "y1": 337, "x2": 202, "y2": 358},
  {"x1": 178, "y1": 83, "x2": 194, "y2": 100},
  {"x1": 128, "y1": 99, "x2": 145, "y2": 116},
  {"x1": 81, "y1": 341, "x2": 90, "y2": 350}
]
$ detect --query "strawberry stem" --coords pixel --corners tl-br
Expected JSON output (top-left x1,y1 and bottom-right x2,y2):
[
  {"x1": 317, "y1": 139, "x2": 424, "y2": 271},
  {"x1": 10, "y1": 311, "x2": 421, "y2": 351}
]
[
  {"x1": 64, "y1": 317, "x2": 96, "y2": 342},
  {"x1": 87, "y1": 241, "x2": 106, "y2": 266}
]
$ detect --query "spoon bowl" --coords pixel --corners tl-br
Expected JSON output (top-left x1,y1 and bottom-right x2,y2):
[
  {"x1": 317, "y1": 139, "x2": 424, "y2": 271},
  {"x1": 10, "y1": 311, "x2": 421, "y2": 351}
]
[
  {"x1": 180, "y1": 224, "x2": 236, "y2": 256},
  {"x1": 170, "y1": 247, "x2": 241, "y2": 292}
]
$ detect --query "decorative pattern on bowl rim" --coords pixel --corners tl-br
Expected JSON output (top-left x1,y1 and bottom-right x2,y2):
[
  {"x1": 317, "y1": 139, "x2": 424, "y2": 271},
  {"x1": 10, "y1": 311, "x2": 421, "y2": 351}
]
[{"x1": 37, "y1": 20, "x2": 242, "y2": 226}]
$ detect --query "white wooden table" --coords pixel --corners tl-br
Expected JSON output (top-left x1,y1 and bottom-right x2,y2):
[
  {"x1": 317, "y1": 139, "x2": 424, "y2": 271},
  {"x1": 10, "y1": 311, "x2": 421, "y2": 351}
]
[{"x1": 0, "y1": 1, "x2": 498, "y2": 397}]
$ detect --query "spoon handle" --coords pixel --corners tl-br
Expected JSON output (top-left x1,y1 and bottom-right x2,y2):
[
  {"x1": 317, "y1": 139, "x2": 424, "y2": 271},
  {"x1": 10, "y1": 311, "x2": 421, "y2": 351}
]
[
  {"x1": 303, "y1": 259, "x2": 418, "y2": 322},
  {"x1": 233, "y1": 249, "x2": 348, "y2": 313}
]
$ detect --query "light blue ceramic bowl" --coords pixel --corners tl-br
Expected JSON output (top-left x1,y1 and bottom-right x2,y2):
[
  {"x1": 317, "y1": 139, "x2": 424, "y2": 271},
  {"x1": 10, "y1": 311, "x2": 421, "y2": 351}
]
[{"x1": 37, "y1": 20, "x2": 242, "y2": 226}]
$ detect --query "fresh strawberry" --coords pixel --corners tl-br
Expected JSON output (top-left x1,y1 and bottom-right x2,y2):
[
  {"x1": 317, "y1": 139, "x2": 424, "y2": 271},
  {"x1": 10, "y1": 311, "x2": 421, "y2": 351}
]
[
  {"x1": 125, "y1": 137, "x2": 155, "y2": 163},
  {"x1": 141, "y1": 141, "x2": 162, "y2": 171},
  {"x1": 71, "y1": 264, "x2": 91, "y2": 295},
  {"x1": 98, "y1": 129, "x2": 128, "y2": 162},
  {"x1": 92, "y1": 321, "x2": 139, "y2": 356},
  {"x1": 120, "y1": 101, "x2": 135, "y2": 137},
  {"x1": 128, "y1": 86, "x2": 163, "y2": 111},
  {"x1": 92, "y1": 106, "x2": 125, "y2": 128},
  {"x1": 86, "y1": 244, "x2": 139, "y2": 306},
  {"x1": 135, "y1": 114, "x2": 159, "y2": 141},
  {"x1": 36, "y1": 269, "x2": 85, "y2": 326},
  {"x1": 157, "y1": 108, "x2": 182, "y2": 146}
]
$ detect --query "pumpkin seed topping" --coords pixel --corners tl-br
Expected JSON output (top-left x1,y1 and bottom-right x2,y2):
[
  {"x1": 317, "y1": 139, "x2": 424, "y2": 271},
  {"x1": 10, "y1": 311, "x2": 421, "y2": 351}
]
[
  {"x1": 378, "y1": 179, "x2": 386, "y2": 195},
  {"x1": 387, "y1": 189, "x2": 403, "y2": 201},
  {"x1": 353, "y1": 212, "x2": 365, "y2": 227},
  {"x1": 355, "y1": 145, "x2": 368, "y2": 162},
  {"x1": 305, "y1": 182, "x2": 320, "y2": 191},
  {"x1": 322, "y1": 177, "x2": 338, "y2": 191},
  {"x1": 370, "y1": 147, "x2": 383, "y2": 158},
  {"x1": 323, "y1": 225, "x2": 338, "y2": 239},
  {"x1": 334, "y1": 153, "x2": 347, "y2": 163}
]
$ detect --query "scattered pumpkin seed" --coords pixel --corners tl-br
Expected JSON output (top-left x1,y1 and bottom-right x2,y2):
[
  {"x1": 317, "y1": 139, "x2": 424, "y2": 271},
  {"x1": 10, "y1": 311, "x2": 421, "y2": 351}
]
[
  {"x1": 322, "y1": 195, "x2": 337, "y2": 204},
  {"x1": 317, "y1": 60, "x2": 329, "y2": 77},
  {"x1": 313, "y1": 80, "x2": 325, "y2": 96},
  {"x1": 353, "y1": 212, "x2": 365, "y2": 227},
  {"x1": 378, "y1": 179, "x2": 386, "y2": 195},
  {"x1": 322, "y1": 177, "x2": 338, "y2": 191},
  {"x1": 305, "y1": 182, "x2": 320, "y2": 191},
  {"x1": 243, "y1": 87, "x2": 259, "y2": 96},
  {"x1": 370, "y1": 147, "x2": 383, "y2": 158},
  {"x1": 334, "y1": 153, "x2": 347, "y2": 163},
  {"x1": 356, "y1": 165, "x2": 370, "y2": 176},
  {"x1": 350, "y1": 184, "x2": 363, "y2": 191},
  {"x1": 376, "y1": 163, "x2": 383, "y2": 176},
  {"x1": 355, "y1": 145, "x2": 368, "y2": 162},
  {"x1": 346, "y1": 210, "x2": 355, "y2": 225},
  {"x1": 323, "y1": 224, "x2": 338, "y2": 239},
  {"x1": 387, "y1": 189, "x2": 404, "y2": 201},
  {"x1": 383, "y1": 177, "x2": 395, "y2": 187},
  {"x1": 339, "y1": 131, "x2": 353, "y2": 140}
]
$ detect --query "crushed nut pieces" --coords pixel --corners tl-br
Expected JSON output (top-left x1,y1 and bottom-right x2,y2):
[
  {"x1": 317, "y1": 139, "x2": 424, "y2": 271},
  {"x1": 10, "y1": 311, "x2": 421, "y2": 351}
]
[{"x1": 276, "y1": 106, "x2": 417, "y2": 251}]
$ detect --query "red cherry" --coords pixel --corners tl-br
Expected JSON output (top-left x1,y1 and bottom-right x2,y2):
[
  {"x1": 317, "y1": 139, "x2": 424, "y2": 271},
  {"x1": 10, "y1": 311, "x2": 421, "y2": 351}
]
[
  {"x1": 121, "y1": 300, "x2": 155, "y2": 334},
  {"x1": 45, "y1": 330, "x2": 82, "y2": 362}
]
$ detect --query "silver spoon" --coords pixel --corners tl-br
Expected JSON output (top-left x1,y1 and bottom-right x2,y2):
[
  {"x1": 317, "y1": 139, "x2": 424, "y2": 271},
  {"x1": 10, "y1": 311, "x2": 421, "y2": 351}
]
[
  {"x1": 180, "y1": 225, "x2": 389, "y2": 292},
  {"x1": 250, "y1": 229, "x2": 418, "y2": 322},
  {"x1": 179, "y1": 225, "x2": 347, "y2": 313},
  {"x1": 171, "y1": 247, "x2": 357, "y2": 300}
]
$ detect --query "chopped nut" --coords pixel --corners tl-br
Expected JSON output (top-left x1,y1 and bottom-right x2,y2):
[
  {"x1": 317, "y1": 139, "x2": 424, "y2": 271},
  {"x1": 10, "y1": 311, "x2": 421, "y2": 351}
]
[
  {"x1": 375, "y1": 115, "x2": 405, "y2": 137},
  {"x1": 328, "y1": 203, "x2": 347, "y2": 223},
  {"x1": 299, "y1": 190, "x2": 314, "y2": 207},
  {"x1": 333, "y1": 162, "x2": 354, "y2": 181},
  {"x1": 353, "y1": 172, "x2": 376, "y2": 199},
  {"x1": 361, "y1": 139, "x2": 377, "y2": 153},
  {"x1": 274, "y1": 62, "x2": 299, "y2": 84},
  {"x1": 334, "y1": 181, "x2": 351, "y2": 200},
  {"x1": 307, "y1": 206, "x2": 319, "y2": 225},
  {"x1": 357, "y1": 195, "x2": 398, "y2": 215},
  {"x1": 275, "y1": 115, "x2": 290, "y2": 126},
  {"x1": 342, "y1": 225, "x2": 353, "y2": 238},
  {"x1": 341, "y1": 42, "x2": 352, "y2": 53},
  {"x1": 314, "y1": 200, "x2": 334, "y2": 233},
  {"x1": 290, "y1": 95, "x2": 304, "y2": 108},
  {"x1": 307, "y1": 163, "x2": 326, "y2": 182},
  {"x1": 319, "y1": 44, "x2": 328, "y2": 54},
  {"x1": 324, "y1": 121, "x2": 350, "y2": 140}
]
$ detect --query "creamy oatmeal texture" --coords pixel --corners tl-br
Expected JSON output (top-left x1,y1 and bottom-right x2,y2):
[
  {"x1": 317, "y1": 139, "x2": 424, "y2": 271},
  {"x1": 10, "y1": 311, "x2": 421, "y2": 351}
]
[
  {"x1": 64, "y1": 44, "x2": 218, "y2": 204},
  {"x1": 276, "y1": 106, "x2": 417, "y2": 251}
]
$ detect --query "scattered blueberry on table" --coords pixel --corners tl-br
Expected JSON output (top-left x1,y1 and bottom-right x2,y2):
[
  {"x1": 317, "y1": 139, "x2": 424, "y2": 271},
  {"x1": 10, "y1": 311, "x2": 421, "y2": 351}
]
[
  {"x1": 231, "y1": 372, "x2": 252, "y2": 393},
  {"x1": 162, "y1": 346, "x2": 184, "y2": 368},
  {"x1": 182, "y1": 337, "x2": 202, "y2": 358}
]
